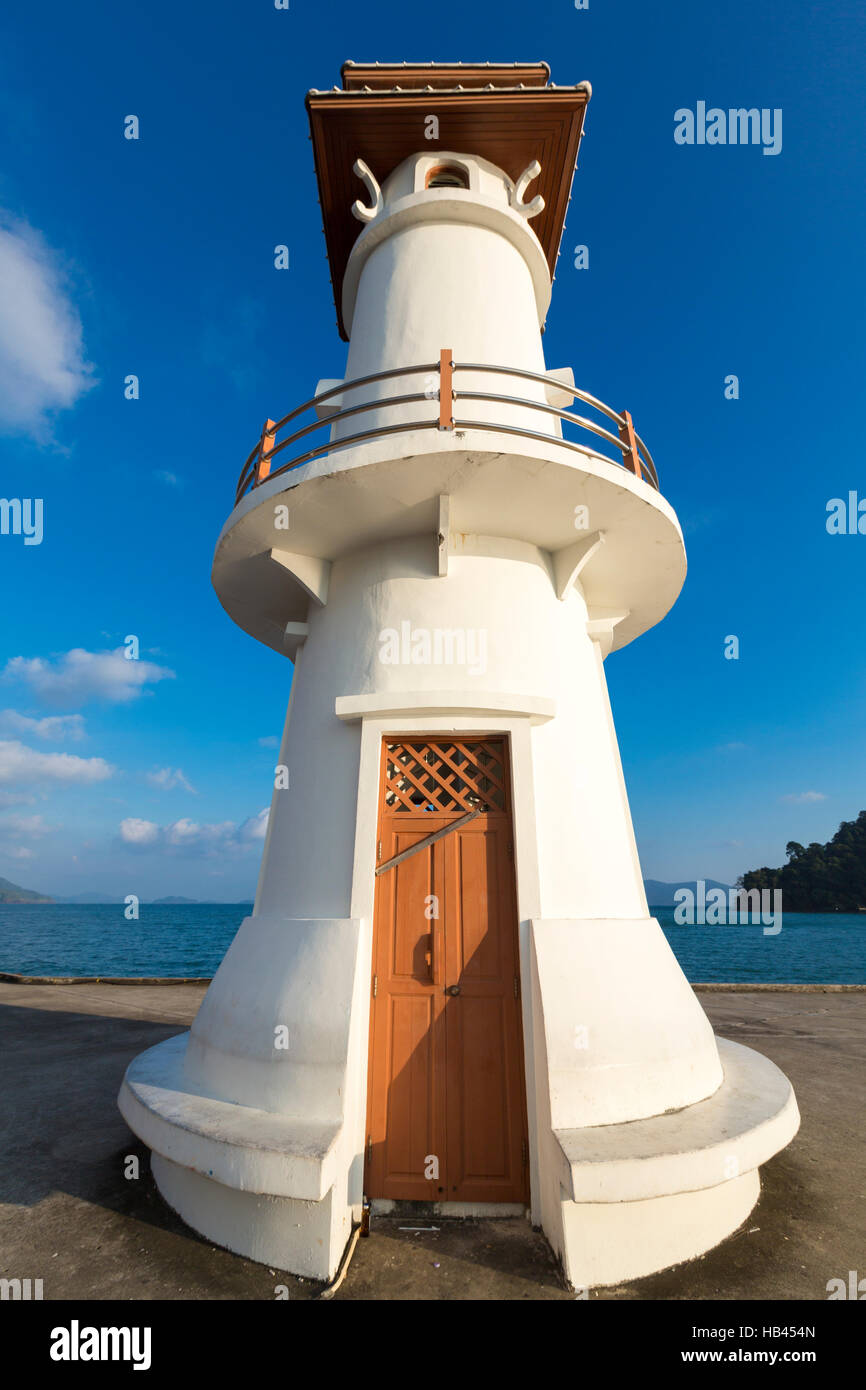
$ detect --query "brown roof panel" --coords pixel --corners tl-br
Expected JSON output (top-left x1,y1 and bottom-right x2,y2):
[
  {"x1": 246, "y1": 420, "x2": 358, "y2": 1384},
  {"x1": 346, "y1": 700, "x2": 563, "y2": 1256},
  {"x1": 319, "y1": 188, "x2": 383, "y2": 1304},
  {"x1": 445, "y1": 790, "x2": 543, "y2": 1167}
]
[
  {"x1": 306, "y1": 65, "x2": 591, "y2": 339},
  {"x1": 340, "y1": 60, "x2": 551, "y2": 91}
]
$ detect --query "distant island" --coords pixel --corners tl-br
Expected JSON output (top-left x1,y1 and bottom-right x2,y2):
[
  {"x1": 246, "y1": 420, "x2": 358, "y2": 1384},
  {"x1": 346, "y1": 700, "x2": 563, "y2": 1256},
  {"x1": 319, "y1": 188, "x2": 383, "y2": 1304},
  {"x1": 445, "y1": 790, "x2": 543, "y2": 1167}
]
[
  {"x1": 0, "y1": 876, "x2": 54, "y2": 903},
  {"x1": 0, "y1": 879, "x2": 252, "y2": 906},
  {"x1": 740, "y1": 811, "x2": 866, "y2": 912},
  {"x1": 3, "y1": 868, "x2": 736, "y2": 911},
  {"x1": 644, "y1": 878, "x2": 732, "y2": 906},
  {"x1": 3, "y1": 869, "x2": 721, "y2": 911}
]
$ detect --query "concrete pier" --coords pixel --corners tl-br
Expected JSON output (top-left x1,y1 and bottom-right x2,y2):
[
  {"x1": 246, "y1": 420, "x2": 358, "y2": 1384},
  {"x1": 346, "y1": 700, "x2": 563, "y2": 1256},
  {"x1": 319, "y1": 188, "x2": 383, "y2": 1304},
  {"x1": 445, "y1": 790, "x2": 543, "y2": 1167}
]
[{"x1": 0, "y1": 980, "x2": 862, "y2": 1300}]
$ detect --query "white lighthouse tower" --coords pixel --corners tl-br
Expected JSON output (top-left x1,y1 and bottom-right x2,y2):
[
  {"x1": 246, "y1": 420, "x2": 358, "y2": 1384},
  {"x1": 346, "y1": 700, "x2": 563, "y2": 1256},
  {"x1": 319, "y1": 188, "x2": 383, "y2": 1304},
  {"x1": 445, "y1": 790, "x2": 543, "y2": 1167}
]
[{"x1": 119, "y1": 61, "x2": 799, "y2": 1288}]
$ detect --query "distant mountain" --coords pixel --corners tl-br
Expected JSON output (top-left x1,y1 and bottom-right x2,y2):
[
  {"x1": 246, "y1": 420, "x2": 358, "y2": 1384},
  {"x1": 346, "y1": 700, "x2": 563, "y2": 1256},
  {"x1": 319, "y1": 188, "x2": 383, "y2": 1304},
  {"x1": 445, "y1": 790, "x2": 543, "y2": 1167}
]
[
  {"x1": 0, "y1": 876, "x2": 55, "y2": 903},
  {"x1": 54, "y1": 894, "x2": 254, "y2": 905},
  {"x1": 147, "y1": 897, "x2": 254, "y2": 905},
  {"x1": 644, "y1": 878, "x2": 733, "y2": 906},
  {"x1": 56, "y1": 893, "x2": 119, "y2": 904}
]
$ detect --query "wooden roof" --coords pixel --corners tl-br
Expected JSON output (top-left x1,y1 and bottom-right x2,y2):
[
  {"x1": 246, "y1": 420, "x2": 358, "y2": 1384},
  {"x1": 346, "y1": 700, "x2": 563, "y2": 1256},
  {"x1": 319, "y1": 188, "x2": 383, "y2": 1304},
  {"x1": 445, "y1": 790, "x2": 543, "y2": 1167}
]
[
  {"x1": 306, "y1": 63, "x2": 591, "y2": 339},
  {"x1": 341, "y1": 60, "x2": 551, "y2": 91}
]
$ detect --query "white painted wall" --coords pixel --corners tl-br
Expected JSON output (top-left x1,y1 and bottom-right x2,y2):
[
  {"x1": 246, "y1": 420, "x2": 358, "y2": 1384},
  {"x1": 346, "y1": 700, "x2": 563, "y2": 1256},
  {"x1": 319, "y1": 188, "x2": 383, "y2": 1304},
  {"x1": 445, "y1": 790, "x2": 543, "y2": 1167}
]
[
  {"x1": 185, "y1": 916, "x2": 361, "y2": 1115},
  {"x1": 337, "y1": 152, "x2": 554, "y2": 442},
  {"x1": 243, "y1": 533, "x2": 724, "y2": 1188},
  {"x1": 255, "y1": 536, "x2": 649, "y2": 921}
]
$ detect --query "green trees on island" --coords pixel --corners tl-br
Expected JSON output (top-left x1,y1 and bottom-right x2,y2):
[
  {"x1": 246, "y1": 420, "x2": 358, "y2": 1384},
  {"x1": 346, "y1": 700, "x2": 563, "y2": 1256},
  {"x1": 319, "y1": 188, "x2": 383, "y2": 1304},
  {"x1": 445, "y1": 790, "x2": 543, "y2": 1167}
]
[
  {"x1": 739, "y1": 811, "x2": 866, "y2": 912},
  {"x1": 0, "y1": 876, "x2": 54, "y2": 903}
]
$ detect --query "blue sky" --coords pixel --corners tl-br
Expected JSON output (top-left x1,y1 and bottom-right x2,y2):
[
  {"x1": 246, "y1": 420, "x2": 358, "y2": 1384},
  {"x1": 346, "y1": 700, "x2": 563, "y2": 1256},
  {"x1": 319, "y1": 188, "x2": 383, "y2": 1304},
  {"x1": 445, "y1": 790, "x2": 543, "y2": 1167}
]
[{"x1": 0, "y1": 0, "x2": 863, "y2": 900}]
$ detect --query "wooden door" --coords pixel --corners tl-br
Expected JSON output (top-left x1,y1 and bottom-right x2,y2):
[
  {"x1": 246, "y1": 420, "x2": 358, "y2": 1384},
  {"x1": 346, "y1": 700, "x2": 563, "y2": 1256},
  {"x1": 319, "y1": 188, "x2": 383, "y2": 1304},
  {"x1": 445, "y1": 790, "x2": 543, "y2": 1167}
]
[{"x1": 365, "y1": 737, "x2": 528, "y2": 1204}]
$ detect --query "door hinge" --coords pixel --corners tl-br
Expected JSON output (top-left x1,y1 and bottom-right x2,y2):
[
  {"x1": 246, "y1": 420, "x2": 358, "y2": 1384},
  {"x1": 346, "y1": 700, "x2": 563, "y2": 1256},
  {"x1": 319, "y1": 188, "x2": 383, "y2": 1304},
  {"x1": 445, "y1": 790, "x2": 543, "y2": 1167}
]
[
  {"x1": 521, "y1": 1138, "x2": 528, "y2": 1167},
  {"x1": 367, "y1": 1136, "x2": 373, "y2": 1162},
  {"x1": 507, "y1": 843, "x2": 514, "y2": 860},
  {"x1": 372, "y1": 974, "x2": 378, "y2": 998},
  {"x1": 377, "y1": 840, "x2": 382, "y2": 861},
  {"x1": 514, "y1": 974, "x2": 519, "y2": 999}
]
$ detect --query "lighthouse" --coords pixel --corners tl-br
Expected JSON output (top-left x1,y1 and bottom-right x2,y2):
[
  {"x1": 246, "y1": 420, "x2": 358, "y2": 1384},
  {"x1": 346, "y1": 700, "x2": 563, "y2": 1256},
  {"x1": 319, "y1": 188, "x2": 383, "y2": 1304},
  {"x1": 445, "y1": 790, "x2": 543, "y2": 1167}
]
[{"x1": 119, "y1": 61, "x2": 800, "y2": 1288}]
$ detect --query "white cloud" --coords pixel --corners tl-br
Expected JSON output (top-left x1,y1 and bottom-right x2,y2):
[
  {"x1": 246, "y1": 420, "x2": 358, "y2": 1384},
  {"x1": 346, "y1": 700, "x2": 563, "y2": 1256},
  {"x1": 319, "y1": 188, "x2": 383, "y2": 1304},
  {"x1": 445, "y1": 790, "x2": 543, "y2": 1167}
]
[
  {"x1": 166, "y1": 818, "x2": 235, "y2": 846},
  {"x1": 120, "y1": 818, "x2": 160, "y2": 845},
  {"x1": 147, "y1": 767, "x2": 197, "y2": 794},
  {"x1": 0, "y1": 812, "x2": 51, "y2": 864},
  {"x1": 258, "y1": 735, "x2": 279, "y2": 749},
  {"x1": 238, "y1": 808, "x2": 269, "y2": 841},
  {"x1": 5, "y1": 648, "x2": 174, "y2": 707},
  {"x1": 154, "y1": 469, "x2": 182, "y2": 487},
  {"x1": 0, "y1": 789, "x2": 36, "y2": 806},
  {"x1": 0, "y1": 709, "x2": 85, "y2": 741},
  {"x1": 780, "y1": 791, "x2": 827, "y2": 804},
  {"x1": 119, "y1": 809, "x2": 269, "y2": 855},
  {"x1": 0, "y1": 812, "x2": 51, "y2": 836},
  {"x1": 0, "y1": 212, "x2": 95, "y2": 436},
  {"x1": 0, "y1": 739, "x2": 114, "y2": 786}
]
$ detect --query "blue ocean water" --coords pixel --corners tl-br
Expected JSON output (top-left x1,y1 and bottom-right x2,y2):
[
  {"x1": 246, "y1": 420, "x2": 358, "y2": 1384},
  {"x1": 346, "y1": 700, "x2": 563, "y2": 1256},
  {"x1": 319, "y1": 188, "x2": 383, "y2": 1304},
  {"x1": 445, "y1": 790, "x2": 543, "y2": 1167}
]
[
  {"x1": 655, "y1": 907, "x2": 865, "y2": 984},
  {"x1": 0, "y1": 903, "x2": 248, "y2": 978},
  {"x1": 0, "y1": 902, "x2": 864, "y2": 983}
]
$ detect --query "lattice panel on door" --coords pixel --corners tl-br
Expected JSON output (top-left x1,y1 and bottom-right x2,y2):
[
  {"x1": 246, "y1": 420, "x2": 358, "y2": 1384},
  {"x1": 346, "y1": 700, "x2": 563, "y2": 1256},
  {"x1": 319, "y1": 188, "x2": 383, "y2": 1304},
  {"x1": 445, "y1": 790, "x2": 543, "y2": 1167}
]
[{"x1": 384, "y1": 740, "x2": 507, "y2": 814}]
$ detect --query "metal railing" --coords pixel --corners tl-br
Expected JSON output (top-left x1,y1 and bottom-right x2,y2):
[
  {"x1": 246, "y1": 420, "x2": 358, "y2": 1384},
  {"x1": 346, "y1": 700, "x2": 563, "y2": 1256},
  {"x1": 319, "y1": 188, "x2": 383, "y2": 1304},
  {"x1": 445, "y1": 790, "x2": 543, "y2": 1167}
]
[{"x1": 234, "y1": 351, "x2": 659, "y2": 504}]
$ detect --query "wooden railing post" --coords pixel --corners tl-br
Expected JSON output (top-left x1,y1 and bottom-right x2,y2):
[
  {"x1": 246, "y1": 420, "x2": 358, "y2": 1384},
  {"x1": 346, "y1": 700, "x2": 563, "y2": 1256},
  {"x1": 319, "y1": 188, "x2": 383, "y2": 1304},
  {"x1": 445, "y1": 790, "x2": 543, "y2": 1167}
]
[
  {"x1": 439, "y1": 348, "x2": 454, "y2": 430},
  {"x1": 255, "y1": 418, "x2": 277, "y2": 485},
  {"x1": 618, "y1": 409, "x2": 641, "y2": 479}
]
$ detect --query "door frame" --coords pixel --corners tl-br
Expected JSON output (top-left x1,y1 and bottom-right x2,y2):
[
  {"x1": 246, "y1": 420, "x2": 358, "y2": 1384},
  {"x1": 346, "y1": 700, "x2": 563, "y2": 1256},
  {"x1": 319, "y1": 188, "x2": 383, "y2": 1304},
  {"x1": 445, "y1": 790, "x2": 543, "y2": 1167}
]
[
  {"x1": 365, "y1": 734, "x2": 527, "y2": 1204},
  {"x1": 344, "y1": 710, "x2": 546, "y2": 1223}
]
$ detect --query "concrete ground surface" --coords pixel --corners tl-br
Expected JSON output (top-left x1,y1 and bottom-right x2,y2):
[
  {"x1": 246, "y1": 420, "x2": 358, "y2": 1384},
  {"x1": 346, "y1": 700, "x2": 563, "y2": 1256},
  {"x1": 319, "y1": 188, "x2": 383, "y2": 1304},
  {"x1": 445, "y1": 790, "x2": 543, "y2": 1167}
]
[{"x1": 0, "y1": 980, "x2": 862, "y2": 1301}]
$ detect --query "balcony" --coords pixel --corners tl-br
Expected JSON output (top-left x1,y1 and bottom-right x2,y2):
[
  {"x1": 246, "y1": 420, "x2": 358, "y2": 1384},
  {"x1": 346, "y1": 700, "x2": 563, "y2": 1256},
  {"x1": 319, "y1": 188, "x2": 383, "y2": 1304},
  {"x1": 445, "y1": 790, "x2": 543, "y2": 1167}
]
[
  {"x1": 215, "y1": 355, "x2": 683, "y2": 661},
  {"x1": 234, "y1": 354, "x2": 660, "y2": 506}
]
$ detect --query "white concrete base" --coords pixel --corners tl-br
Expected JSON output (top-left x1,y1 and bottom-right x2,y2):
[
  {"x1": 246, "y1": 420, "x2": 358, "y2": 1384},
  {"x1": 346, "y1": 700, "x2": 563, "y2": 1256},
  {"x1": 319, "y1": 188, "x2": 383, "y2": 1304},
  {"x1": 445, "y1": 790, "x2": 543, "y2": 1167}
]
[
  {"x1": 559, "y1": 1168, "x2": 761, "y2": 1289},
  {"x1": 554, "y1": 1038, "x2": 799, "y2": 1202},
  {"x1": 118, "y1": 1032, "x2": 342, "y2": 1201},
  {"x1": 117, "y1": 913, "x2": 372, "y2": 1283},
  {"x1": 545, "y1": 1037, "x2": 799, "y2": 1289},
  {"x1": 121, "y1": 1026, "x2": 796, "y2": 1288},
  {"x1": 117, "y1": 912, "x2": 799, "y2": 1287},
  {"x1": 150, "y1": 1153, "x2": 351, "y2": 1282}
]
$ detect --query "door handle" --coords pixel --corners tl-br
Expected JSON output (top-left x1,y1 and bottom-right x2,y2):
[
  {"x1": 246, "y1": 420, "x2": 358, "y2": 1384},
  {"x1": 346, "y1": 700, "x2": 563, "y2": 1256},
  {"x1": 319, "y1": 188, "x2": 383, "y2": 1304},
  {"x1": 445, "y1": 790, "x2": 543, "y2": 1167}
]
[{"x1": 445, "y1": 984, "x2": 461, "y2": 997}]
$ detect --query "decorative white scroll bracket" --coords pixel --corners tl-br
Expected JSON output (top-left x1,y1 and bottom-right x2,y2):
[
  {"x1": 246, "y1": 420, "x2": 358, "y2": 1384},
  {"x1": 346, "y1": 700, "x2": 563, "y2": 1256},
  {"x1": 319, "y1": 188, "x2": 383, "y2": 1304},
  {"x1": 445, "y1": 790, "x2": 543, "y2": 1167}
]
[
  {"x1": 351, "y1": 158, "x2": 383, "y2": 224},
  {"x1": 512, "y1": 160, "x2": 545, "y2": 219}
]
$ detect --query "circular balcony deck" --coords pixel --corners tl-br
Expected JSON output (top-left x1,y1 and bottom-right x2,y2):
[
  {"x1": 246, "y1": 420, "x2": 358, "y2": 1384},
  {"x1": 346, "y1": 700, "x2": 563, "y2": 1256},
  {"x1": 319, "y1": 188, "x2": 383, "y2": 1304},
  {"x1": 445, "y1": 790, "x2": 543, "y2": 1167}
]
[{"x1": 212, "y1": 366, "x2": 687, "y2": 657}]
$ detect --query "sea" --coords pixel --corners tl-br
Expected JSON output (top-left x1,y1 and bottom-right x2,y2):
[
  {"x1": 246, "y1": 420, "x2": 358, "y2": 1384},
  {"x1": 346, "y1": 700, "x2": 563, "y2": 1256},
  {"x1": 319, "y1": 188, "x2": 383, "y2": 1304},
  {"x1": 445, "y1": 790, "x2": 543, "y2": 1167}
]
[{"x1": 0, "y1": 903, "x2": 864, "y2": 983}]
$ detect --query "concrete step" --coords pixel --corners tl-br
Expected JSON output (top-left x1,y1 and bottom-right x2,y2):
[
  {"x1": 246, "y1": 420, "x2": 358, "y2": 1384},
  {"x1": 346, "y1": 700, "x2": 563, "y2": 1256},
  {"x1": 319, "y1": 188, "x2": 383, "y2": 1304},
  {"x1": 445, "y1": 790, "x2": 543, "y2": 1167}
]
[
  {"x1": 554, "y1": 1037, "x2": 799, "y2": 1203},
  {"x1": 119, "y1": 1032, "x2": 341, "y2": 1202}
]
